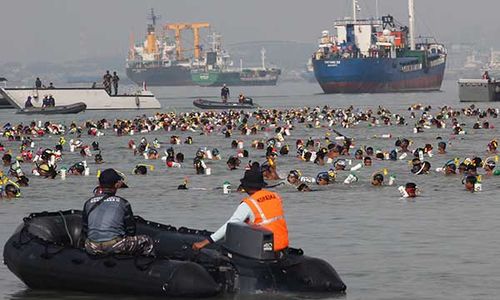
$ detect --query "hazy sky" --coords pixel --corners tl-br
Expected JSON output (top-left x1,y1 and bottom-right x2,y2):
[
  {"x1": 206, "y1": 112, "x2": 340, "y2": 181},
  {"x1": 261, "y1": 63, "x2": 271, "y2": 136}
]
[{"x1": 1, "y1": 0, "x2": 499, "y2": 64}]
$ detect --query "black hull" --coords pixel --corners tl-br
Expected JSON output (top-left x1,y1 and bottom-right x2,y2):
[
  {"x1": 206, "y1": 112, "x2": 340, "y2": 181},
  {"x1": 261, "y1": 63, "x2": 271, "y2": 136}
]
[
  {"x1": 126, "y1": 65, "x2": 194, "y2": 86},
  {"x1": 193, "y1": 98, "x2": 257, "y2": 110},
  {"x1": 3, "y1": 210, "x2": 346, "y2": 296},
  {"x1": 16, "y1": 103, "x2": 87, "y2": 115},
  {"x1": 0, "y1": 96, "x2": 12, "y2": 109}
]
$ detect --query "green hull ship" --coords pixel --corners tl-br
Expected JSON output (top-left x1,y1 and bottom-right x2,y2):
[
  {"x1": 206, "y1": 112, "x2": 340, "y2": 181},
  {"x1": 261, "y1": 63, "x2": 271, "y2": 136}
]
[
  {"x1": 191, "y1": 68, "x2": 280, "y2": 87},
  {"x1": 192, "y1": 33, "x2": 280, "y2": 87}
]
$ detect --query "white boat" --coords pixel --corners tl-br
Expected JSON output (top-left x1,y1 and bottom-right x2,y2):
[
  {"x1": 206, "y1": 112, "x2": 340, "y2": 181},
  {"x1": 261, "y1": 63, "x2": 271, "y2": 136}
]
[
  {"x1": 0, "y1": 77, "x2": 11, "y2": 108},
  {"x1": 0, "y1": 87, "x2": 161, "y2": 110}
]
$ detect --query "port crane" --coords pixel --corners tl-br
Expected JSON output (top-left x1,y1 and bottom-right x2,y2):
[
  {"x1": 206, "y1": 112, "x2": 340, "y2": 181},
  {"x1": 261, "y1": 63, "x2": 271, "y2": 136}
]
[{"x1": 165, "y1": 22, "x2": 210, "y2": 61}]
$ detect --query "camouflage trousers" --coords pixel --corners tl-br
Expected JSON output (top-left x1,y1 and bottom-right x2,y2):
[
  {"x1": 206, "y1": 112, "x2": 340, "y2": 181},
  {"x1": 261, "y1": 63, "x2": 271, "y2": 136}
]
[{"x1": 85, "y1": 235, "x2": 154, "y2": 256}]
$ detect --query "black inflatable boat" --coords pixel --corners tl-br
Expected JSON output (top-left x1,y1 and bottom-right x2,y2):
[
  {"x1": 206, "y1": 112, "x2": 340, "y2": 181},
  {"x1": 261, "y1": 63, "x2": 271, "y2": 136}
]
[
  {"x1": 193, "y1": 98, "x2": 258, "y2": 109},
  {"x1": 16, "y1": 102, "x2": 87, "y2": 115},
  {"x1": 3, "y1": 210, "x2": 346, "y2": 297}
]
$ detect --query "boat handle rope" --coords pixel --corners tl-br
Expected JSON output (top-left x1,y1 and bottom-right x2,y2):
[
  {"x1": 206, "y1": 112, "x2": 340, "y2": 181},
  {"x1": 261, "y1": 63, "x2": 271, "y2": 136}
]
[
  {"x1": 58, "y1": 211, "x2": 74, "y2": 246},
  {"x1": 12, "y1": 224, "x2": 35, "y2": 249}
]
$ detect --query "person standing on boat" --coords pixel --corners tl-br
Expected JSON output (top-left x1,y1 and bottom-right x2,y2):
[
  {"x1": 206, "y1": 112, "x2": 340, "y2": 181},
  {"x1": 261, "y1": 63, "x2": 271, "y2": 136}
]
[
  {"x1": 221, "y1": 84, "x2": 230, "y2": 103},
  {"x1": 103, "y1": 70, "x2": 112, "y2": 95},
  {"x1": 192, "y1": 162, "x2": 289, "y2": 253},
  {"x1": 112, "y1": 72, "x2": 120, "y2": 95},
  {"x1": 82, "y1": 168, "x2": 154, "y2": 256},
  {"x1": 482, "y1": 71, "x2": 491, "y2": 82},
  {"x1": 35, "y1": 78, "x2": 42, "y2": 89}
]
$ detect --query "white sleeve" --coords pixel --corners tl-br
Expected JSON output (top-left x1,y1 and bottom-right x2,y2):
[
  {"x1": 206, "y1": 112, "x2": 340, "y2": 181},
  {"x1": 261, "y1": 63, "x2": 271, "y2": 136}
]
[{"x1": 210, "y1": 202, "x2": 254, "y2": 242}]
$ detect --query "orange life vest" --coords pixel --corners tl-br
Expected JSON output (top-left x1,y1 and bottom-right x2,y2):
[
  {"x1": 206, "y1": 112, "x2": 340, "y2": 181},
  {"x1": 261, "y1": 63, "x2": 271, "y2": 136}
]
[{"x1": 242, "y1": 189, "x2": 289, "y2": 251}]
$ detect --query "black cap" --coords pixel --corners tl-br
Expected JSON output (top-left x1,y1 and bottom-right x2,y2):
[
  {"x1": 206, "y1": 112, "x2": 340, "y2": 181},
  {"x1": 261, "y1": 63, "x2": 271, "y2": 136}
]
[
  {"x1": 99, "y1": 168, "x2": 128, "y2": 188},
  {"x1": 240, "y1": 164, "x2": 266, "y2": 189}
]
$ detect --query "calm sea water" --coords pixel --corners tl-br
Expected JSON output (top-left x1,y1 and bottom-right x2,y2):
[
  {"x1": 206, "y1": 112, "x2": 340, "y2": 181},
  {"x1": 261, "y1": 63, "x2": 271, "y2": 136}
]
[{"x1": 1, "y1": 80, "x2": 499, "y2": 300}]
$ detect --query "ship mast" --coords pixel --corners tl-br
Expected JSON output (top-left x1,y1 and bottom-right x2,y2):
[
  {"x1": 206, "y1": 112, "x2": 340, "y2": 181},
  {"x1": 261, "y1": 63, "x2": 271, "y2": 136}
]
[
  {"x1": 261, "y1": 48, "x2": 266, "y2": 69},
  {"x1": 352, "y1": 0, "x2": 357, "y2": 22},
  {"x1": 408, "y1": 0, "x2": 416, "y2": 50},
  {"x1": 148, "y1": 8, "x2": 159, "y2": 27}
]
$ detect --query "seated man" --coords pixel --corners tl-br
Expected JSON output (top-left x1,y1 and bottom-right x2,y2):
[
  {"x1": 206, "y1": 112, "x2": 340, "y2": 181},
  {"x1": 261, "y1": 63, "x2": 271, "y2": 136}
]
[
  {"x1": 82, "y1": 168, "x2": 154, "y2": 256},
  {"x1": 193, "y1": 163, "x2": 289, "y2": 252},
  {"x1": 25, "y1": 96, "x2": 34, "y2": 108}
]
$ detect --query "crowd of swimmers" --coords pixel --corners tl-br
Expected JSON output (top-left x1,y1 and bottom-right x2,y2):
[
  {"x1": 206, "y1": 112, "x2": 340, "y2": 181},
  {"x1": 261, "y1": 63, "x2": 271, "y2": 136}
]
[{"x1": 0, "y1": 103, "x2": 499, "y2": 199}]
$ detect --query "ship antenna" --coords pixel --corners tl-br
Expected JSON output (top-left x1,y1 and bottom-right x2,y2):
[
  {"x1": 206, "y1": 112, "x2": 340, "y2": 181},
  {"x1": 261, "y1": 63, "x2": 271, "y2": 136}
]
[
  {"x1": 352, "y1": 0, "x2": 357, "y2": 22},
  {"x1": 408, "y1": 0, "x2": 416, "y2": 50},
  {"x1": 352, "y1": 0, "x2": 360, "y2": 22},
  {"x1": 148, "y1": 8, "x2": 161, "y2": 27},
  {"x1": 261, "y1": 48, "x2": 266, "y2": 69}
]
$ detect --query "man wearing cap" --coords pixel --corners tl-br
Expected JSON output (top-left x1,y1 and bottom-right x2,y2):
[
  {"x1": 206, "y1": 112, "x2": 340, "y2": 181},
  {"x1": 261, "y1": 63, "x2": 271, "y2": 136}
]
[
  {"x1": 193, "y1": 163, "x2": 289, "y2": 253},
  {"x1": 221, "y1": 84, "x2": 230, "y2": 103},
  {"x1": 82, "y1": 168, "x2": 154, "y2": 256}
]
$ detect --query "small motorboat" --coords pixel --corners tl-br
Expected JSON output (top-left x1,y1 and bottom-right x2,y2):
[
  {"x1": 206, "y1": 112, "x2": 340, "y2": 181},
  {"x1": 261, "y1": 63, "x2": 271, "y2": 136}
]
[
  {"x1": 16, "y1": 102, "x2": 87, "y2": 115},
  {"x1": 193, "y1": 98, "x2": 258, "y2": 109},
  {"x1": 3, "y1": 210, "x2": 346, "y2": 297}
]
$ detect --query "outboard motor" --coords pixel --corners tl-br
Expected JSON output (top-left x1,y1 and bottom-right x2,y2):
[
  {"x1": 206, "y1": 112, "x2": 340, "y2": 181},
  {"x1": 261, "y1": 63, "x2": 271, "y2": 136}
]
[
  {"x1": 223, "y1": 223, "x2": 347, "y2": 294},
  {"x1": 224, "y1": 223, "x2": 276, "y2": 260}
]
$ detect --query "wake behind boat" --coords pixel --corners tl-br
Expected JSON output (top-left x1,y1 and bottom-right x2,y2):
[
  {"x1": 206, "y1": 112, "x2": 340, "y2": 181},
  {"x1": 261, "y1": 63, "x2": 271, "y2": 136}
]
[
  {"x1": 16, "y1": 102, "x2": 87, "y2": 115},
  {"x1": 193, "y1": 98, "x2": 258, "y2": 109}
]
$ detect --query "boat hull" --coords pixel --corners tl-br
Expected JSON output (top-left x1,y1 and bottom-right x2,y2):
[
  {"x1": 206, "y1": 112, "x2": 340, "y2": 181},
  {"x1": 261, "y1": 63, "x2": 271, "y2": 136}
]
[
  {"x1": 192, "y1": 70, "x2": 279, "y2": 87},
  {"x1": 126, "y1": 65, "x2": 194, "y2": 86},
  {"x1": 458, "y1": 79, "x2": 500, "y2": 102},
  {"x1": 17, "y1": 102, "x2": 87, "y2": 115},
  {"x1": 3, "y1": 210, "x2": 346, "y2": 296},
  {"x1": 193, "y1": 98, "x2": 257, "y2": 109},
  {"x1": 0, "y1": 88, "x2": 161, "y2": 110},
  {"x1": 313, "y1": 57, "x2": 446, "y2": 93}
]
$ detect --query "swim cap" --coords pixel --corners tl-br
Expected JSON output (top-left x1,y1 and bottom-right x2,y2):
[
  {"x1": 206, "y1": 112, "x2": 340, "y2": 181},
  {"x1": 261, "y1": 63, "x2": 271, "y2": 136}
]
[
  {"x1": 316, "y1": 172, "x2": 330, "y2": 183},
  {"x1": 334, "y1": 159, "x2": 346, "y2": 168},
  {"x1": 389, "y1": 149, "x2": 397, "y2": 160},
  {"x1": 134, "y1": 165, "x2": 147, "y2": 175},
  {"x1": 373, "y1": 173, "x2": 384, "y2": 183},
  {"x1": 4, "y1": 183, "x2": 20, "y2": 197},
  {"x1": 288, "y1": 170, "x2": 300, "y2": 178}
]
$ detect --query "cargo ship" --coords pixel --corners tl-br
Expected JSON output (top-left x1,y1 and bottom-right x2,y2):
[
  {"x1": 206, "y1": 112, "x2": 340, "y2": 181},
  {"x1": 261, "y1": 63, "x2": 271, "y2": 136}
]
[
  {"x1": 191, "y1": 33, "x2": 281, "y2": 87},
  {"x1": 126, "y1": 9, "x2": 209, "y2": 86},
  {"x1": 312, "y1": 0, "x2": 447, "y2": 93},
  {"x1": 300, "y1": 58, "x2": 316, "y2": 83}
]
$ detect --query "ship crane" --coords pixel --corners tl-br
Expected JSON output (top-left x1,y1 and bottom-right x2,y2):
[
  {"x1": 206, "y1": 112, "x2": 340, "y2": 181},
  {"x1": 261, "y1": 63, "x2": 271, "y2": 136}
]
[{"x1": 165, "y1": 22, "x2": 210, "y2": 61}]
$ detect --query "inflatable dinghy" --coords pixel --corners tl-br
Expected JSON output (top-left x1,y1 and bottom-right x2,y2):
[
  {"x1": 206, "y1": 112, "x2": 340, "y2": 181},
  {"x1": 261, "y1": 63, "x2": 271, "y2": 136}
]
[
  {"x1": 193, "y1": 98, "x2": 257, "y2": 109},
  {"x1": 3, "y1": 210, "x2": 346, "y2": 297},
  {"x1": 16, "y1": 102, "x2": 87, "y2": 115}
]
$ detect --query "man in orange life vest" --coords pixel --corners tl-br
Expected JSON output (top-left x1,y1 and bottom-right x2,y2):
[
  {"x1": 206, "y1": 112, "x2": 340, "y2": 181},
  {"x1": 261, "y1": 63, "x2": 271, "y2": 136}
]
[{"x1": 192, "y1": 163, "x2": 289, "y2": 252}]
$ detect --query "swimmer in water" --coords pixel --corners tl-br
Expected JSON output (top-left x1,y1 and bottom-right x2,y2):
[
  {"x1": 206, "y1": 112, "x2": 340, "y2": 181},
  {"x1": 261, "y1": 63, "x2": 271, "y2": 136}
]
[
  {"x1": 2, "y1": 183, "x2": 21, "y2": 198},
  {"x1": 437, "y1": 141, "x2": 446, "y2": 154},
  {"x1": 464, "y1": 175, "x2": 479, "y2": 192},
  {"x1": 94, "y1": 151, "x2": 103, "y2": 164},
  {"x1": 286, "y1": 170, "x2": 312, "y2": 191},
  {"x1": 333, "y1": 159, "x2": 347, "y2": 171},
  {"x1": 363, "y1": 156, "x2": 372, "y2": 167},
  {"x1": 133, "y1": 165, "x2": 148, "y2": 175},
  {"x1": 399, "y1": 182, "x2": 418, "y2": 198},
  {"x1": 371, "y1": 173, "x2": 384, "y2": 186},
  {"x1": 226, "y1": 156, "x2": 241, "y2": 170}
]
